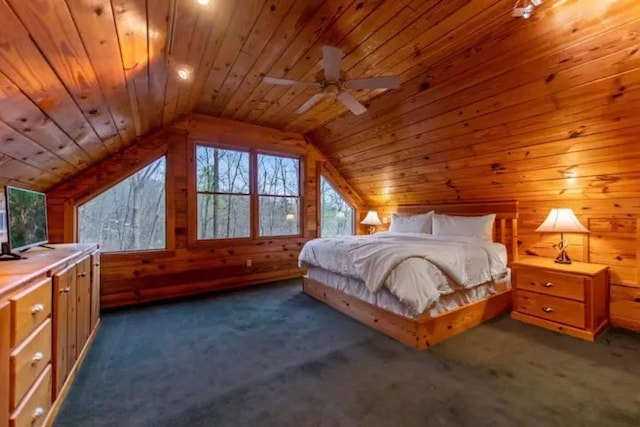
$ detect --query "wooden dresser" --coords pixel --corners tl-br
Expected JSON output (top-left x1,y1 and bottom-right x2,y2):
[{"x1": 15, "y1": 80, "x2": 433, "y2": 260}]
[
  {"x1": 511, "y1": 256, "x2": 609, "y2": 342},
  {"x1": 0, "y1": 244, "x2": 100, "y2": 427}
]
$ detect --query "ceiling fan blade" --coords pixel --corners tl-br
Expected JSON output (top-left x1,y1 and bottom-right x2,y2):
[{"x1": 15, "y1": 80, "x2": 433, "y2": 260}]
[
  {"x1": 345, "y1": 75, "x2": 401, "y2": 90},
  {"x1": 262, "y1": 76, "x2": 319, "y2": 87},
  {"x1": 295, "y1": 93, "x2": 326, "y2": 114},
  {"x1": 322, "y1": 46, "x2": 342, "y2": 81},
  {"x1": 337, "y1": 92, "x2": 367, "y2": 115}
]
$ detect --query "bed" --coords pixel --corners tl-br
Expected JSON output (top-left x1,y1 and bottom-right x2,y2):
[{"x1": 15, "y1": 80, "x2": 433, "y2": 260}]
[{"x1": 300, "y1": 201, "x2": 519, "y2": 349}]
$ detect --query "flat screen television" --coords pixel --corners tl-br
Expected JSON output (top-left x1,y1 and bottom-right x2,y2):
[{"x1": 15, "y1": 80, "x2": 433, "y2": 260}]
[{"x1": 4, "y1": 186, "x2": 48, "y2": 253}]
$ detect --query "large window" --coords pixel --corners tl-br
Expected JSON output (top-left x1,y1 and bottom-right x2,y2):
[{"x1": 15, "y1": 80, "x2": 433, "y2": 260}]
[
  {"x1": 196, "y1": 146, "x2": 250, "y2": 239},
  {"x1": 258, "y1": 154, "x2": 300, "y2": 237},
  {"x1": 195, "y1": 144, "x2": 301, "y2": 240},
  {"x1": 78, "y1": 157, "x2": 166, "y2": 252},
  {"x1": 320, "y1": 175, "x2": 354, "y2": 237}
]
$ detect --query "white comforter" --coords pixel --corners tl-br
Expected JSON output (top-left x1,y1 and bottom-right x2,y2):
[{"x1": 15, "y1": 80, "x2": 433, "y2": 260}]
[{"x1": 299, "y1": 232, "x2": 507, "y2": 314}]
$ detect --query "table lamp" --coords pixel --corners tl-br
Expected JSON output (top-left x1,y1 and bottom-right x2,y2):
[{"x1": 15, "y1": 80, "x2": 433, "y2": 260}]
[
  {"x1": 536, "y1": 208, "x2": 589, "y2": 264},
  {"x1": 361, "y1": 210, "x2": 382, "y2": 234}
]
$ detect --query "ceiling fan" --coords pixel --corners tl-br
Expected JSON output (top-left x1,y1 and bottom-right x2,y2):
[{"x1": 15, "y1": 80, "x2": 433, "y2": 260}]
[{"x1": 262, "y1": 46, "x2": 401, "y2": 116}]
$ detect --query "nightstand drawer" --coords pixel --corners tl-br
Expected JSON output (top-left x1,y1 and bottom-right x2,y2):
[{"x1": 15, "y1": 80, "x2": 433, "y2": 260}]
[
  {"x1": 514, "y1": 290, "x2": 585, "y2": 328},
  {"x1": 515, "y1": 268, "x2": 585, "y2": 301},
  {"x1": 610, "y1": 285, "x2": 640, "y2": 323}
]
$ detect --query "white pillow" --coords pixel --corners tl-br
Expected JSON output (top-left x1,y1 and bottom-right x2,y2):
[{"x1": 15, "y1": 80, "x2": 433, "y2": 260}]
[
  {"x1": 389, "y1": 211, "x2": 434, "y2": 234},
  {"x1": 432, "y1": 213, "x2": 496, "y2": 241}
]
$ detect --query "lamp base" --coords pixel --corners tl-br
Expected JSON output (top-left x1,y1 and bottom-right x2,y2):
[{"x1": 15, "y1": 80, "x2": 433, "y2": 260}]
[
  {"x1": 554, "y1": 249, "x2": 572, "y2": 264},
  {"x1": 367, "y1": 226, "x2": 376, "y2": 235}
]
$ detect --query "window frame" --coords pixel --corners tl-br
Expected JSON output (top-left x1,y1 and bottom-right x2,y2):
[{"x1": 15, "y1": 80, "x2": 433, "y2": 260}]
[
  {"x1": 319, "y1": 173, "x2": 356, "y2": 237},
  {"x1": 195, "y1": 144, "x2": 252, "y2": 241},
  {"x1": 255, "y1": 150, "x2": 303, "y2": 239},
  {"x1": 75, "y1": 154, "x2": 170, "y2": 254},
  {"x1": 189, "y1": 141, "x2": 304, "y2": 246}
]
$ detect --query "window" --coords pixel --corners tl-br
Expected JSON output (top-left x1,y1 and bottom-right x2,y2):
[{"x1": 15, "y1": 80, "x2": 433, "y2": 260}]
[
  {"x1": 195, "y1": 144, "x2": 302, "y2": 240},
  {"x1": 258, "y1": 154, "x2": 300, "y2": 237},
  {"x1": 320, "y1": 175, "x2": 354, "y2": 237},
  {"x1": 78, "y1": 157, "x2": 166, "y2": 252},
  {"x1": 0, "y1": 209, "x2": 6, "y2": 233},
  {"x1": 196, "y1": 146, "x2": 250, "y2": 239}
]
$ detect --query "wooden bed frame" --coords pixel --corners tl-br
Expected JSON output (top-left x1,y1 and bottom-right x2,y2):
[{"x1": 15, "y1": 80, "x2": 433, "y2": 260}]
[{"x1": 303, "y1": 201, "x2": 519, "y2": 349}]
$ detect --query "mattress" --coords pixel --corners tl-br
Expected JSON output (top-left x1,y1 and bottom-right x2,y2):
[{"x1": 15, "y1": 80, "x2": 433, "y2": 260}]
[
  {"x1": 299, "y1": 232, "x2": 509, "y2": 314},
  {"x1": 306, "y1": 266, "x2": 511, "y2": 319}
]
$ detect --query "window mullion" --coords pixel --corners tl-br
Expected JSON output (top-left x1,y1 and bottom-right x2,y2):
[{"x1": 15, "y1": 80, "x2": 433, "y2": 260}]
[{"x1": 250, "y1": 150, "x2": 259, "y2": 239}]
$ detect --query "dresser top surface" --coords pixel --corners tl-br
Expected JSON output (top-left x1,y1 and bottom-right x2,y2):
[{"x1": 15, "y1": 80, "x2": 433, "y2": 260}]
[
  {"x1": 513, "y1": 256, "x2": 608, "y2": 276},
  {"x1": 0, "y1": 244, "x2": 97, "y2": 299}
]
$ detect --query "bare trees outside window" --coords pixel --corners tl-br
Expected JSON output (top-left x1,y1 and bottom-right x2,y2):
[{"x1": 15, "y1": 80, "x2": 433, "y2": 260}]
[
  {"x1": 258, "y1": 154, "x2": 300, "y2": 237},
  {"x1": 78, "y1": 157, "x2": 166, "y2": 252},
  {"x1": 195, "y1": 145, "x2": 302, "y2": 239},
  {"x1": 196, "y1": 146, "x2": 250, "y2": 239},
  {"x1": 320, "y1": 176, "x2": 354, "y2": 237}
]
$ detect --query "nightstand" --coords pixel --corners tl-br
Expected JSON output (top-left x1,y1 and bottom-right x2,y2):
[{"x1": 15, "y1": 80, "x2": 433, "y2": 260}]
[{"x1": 511, "y1": 256, "x2": 609, "y2": 341}]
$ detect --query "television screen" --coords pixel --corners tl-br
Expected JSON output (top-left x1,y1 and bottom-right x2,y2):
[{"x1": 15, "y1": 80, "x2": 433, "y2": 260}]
[{"x1": 6, "y1": 186, "x2": 48, "y2": 251}]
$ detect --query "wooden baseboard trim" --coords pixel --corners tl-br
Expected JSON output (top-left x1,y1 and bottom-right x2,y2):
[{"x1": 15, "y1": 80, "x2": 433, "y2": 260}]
[
  {"x1": 44, "y1": 319, "x2": 101, "y2": 427},
  {"x1": 303, "y1": 277, "x2": 512, "y2": 349},
  {"x1": 102, "y1": 271, "x2": 304, "y2": 310}
]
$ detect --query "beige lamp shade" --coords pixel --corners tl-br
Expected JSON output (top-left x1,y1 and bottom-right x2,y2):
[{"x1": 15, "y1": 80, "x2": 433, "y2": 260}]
[
  {"x1": 360, "y1": 210, "x2": 382, "y2": 226},
  {"x1": 536, "y1": 208, "x2": 589, "y2": 233}
]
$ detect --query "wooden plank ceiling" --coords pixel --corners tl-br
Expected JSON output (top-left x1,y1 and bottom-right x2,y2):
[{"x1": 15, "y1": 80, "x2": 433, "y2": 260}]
[
  {"x1": 1, "y1": 0, "x2": 638, "y2": 197},
  {"x1": 309, "y1": 0, "x2": 640, "y2": 207},
  {"x1": 0, "y1": 0, "x2": 535, "y2": 191}
]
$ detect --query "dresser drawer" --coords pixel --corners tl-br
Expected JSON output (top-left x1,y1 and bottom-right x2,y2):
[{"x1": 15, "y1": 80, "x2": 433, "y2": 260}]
[
  {"x1": 10, "y1": 365, "x2": 51, "y2": 427},
  {"x1": 10, "y1": 278, "x2": 52, "y2": 347},
  {"x1": 515, "y1": 268, "x2": 585, "y2": 301},
  {"x1": 610, "y1": 285, "x2": 640, "y2": 323},
  {"x1": 10, "y1": 319, "x2": 52, "y2": 410},
  {"x1": 514, "y1": 290, "x2": 586, "y2": 328}
]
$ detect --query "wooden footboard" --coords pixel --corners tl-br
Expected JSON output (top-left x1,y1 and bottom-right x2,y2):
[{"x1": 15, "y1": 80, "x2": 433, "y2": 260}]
[{"x1": 303, "y1": 277, "x2": 512, "y2": 349}]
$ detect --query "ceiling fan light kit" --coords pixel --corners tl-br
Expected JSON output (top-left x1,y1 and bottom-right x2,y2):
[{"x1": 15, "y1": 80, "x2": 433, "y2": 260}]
[
  {"x1": 512, "y1": 0, "x2": 542, "y2": 19},
  {"x1": 262, "y1": 45, "x2": 401, "y2": 116}
]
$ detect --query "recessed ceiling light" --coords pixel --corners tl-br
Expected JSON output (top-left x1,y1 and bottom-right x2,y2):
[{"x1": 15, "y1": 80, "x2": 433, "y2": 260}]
[
  {"x1": 177, "y1": 67, "x2": 191, "y2": 80},
  {"x1": 197, "y1": 0, "x2": 210, "y2": 5}
]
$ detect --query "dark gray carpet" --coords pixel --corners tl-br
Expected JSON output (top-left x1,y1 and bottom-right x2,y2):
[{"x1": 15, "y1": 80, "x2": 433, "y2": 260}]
[{"x1": 54, "y1": 279, "x2": 640, "y2": 427}]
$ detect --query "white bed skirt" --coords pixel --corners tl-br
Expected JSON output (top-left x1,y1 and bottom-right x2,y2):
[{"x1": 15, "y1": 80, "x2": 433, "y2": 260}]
[{"x1": 306, "y1": 267, "x2": 511, "y2": 319}]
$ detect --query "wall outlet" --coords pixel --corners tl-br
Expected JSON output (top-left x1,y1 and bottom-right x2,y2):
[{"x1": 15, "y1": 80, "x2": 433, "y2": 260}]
[{"x1": 246, "y1": 259, "x2": 252, "y2": 267}]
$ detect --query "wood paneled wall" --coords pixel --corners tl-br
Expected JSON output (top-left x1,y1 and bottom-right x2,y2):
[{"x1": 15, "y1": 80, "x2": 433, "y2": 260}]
[
  {"x1": 47, "y1": 115, "x2": 367, "y2": 309},
  {"x1": 309, "y1": 0, "x2": 640, "y2": 289}
]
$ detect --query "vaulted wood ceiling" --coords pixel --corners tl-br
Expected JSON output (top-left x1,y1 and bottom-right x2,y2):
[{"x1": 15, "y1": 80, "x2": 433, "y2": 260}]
[
  {"x1": 0, "y1": 0, "x2": 537, "y2": 191},
  {"x1": 0, "y1": 0, "x2": 638, "y2": 196},
  {"x1": 310, "y1": 0, "x2": 640, "y2": 207}
]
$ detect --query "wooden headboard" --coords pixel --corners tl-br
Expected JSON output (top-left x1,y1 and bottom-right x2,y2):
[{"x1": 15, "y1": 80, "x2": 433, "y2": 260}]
[{"x1": 394, "y1": 201, "x2": 519, "y2": 266}]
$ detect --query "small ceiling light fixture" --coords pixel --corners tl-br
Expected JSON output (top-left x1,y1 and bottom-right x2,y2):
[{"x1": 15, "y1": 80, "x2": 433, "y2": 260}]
[
  {"x1": 196, "y1": 0, "x2": 210, "y2": 4},
  {"x1": 177, "y1": 66, "x2": 192, "y2": 81},
  {"x1": 512, "y1": 0, "x2": 542, "y2": 19}
]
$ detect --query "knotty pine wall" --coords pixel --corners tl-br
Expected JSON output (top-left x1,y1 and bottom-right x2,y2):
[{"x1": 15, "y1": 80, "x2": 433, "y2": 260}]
[
  {"x1": 47, "y1": 115, "x2": 367, "y2": 309},
  {"x1": 309, "y1": 0, "x2": 640, "y2": 291}
]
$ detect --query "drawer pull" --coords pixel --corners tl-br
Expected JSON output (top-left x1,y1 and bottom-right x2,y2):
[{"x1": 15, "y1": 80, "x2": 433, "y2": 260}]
[
  {"x1": 542, "y1": 282, "x2": 553, "y2": 288},
  {"x1": 31, "y1": 352, "x2": 44, "y2": 365},
  {"x1": 80, "y1": 272, "x2": 87, "y2": 278},
  {"x1": 30, "y1": 304, "x2": 44, "y2": 315},
  {"x1": 634, "y1": 297, "x2": 640, "y2": 303},
  {"x1": 542, "y1": 307, "x2": 554, "y2": 313},
  {"x1": 32, "y1": 407, "x2": 45, "y2": 420},
  {"x1": 94, "y1": 263, "x2": 99, "y2": 267},
  {"x1": 60, "y1": 287, "x2": 71, "y2": 294}
]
